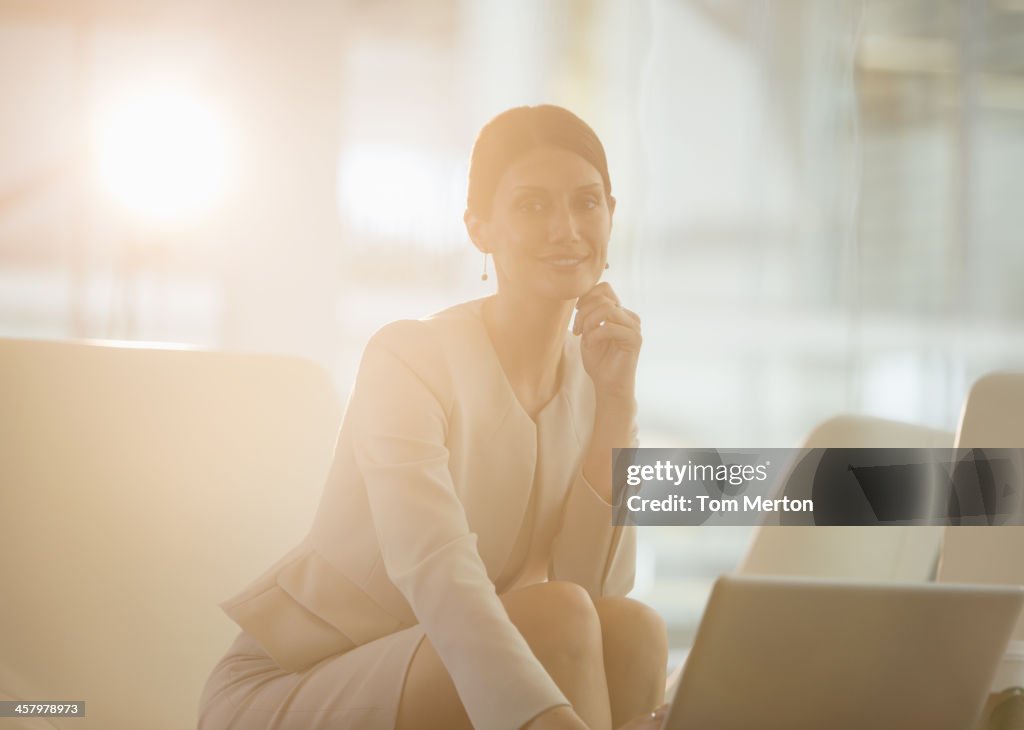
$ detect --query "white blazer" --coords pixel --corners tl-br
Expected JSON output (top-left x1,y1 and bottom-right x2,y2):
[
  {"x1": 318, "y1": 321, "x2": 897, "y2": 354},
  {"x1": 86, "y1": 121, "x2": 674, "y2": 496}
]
[{"x1": 219, "y1": 297, "x2": 637, "y2": 729}]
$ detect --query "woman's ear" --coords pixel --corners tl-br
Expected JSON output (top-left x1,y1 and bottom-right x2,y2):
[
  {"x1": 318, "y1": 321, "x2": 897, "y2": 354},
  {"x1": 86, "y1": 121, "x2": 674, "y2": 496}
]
[
  {"x1": 608, "y1": 195, "x2": 617, "y2": 227},
  {"x1": 464, "y1": 209, "x2": 487, "y2": 253}
]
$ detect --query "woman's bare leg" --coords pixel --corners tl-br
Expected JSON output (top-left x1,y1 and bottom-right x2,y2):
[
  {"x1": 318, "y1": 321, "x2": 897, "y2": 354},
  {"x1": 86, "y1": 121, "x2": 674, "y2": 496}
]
[
  {"x1": 396, "y1": 581, "x2": 612, "y2": 730},
  {"x1": 592, "y1": 596, "x2": 668, "y2": 728},
  {"x1": 503, "y1": 582, "x2": 612, "y2": 729}
]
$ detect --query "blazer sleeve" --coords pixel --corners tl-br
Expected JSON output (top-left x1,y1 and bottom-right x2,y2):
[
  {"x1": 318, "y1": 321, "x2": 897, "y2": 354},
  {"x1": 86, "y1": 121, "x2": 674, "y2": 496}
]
[
  {"x1": 346, "y1": 321, "x2": 570, "y2": 730},
  {"x1": 549, "y1": 418, "x2": 638, "y2": 598}
]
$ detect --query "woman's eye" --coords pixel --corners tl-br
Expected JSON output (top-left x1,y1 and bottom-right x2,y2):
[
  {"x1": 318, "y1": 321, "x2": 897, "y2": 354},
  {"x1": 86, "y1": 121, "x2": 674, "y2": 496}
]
[
  {"x1": 576, "y1": 197, "x2": 599, "y2": 210},
  {"x1": 517, "y1": 200, "x2": 547, "y2": 215}
]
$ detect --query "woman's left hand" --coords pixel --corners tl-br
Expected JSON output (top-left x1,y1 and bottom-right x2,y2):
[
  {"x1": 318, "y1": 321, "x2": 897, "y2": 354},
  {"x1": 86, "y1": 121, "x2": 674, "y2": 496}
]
[{"x1": 574, "y1": 282, "x2": 642, "y2": 401}]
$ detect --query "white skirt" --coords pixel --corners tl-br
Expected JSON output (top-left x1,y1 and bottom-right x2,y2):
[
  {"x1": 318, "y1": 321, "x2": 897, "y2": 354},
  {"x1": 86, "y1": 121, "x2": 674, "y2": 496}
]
[{"x1": 197, "y1": 625, "x2": 427, "y2": 729}]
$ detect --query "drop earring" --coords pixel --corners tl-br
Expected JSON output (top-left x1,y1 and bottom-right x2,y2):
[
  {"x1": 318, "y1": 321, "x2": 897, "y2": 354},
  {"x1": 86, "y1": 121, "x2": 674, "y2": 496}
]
[{"x1": 481, "y1": 252, "x2": 490, "y2": 281}]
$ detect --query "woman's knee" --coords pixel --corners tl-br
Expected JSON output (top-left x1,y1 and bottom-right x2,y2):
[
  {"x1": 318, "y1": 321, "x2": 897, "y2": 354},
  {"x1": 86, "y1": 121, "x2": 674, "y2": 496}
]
[
  {"x1": 593, "y1": 596, "x2": 668, "y2": 653},
  {"x1": 503, "y1": 581, "x2": 603, "y2": 662}
]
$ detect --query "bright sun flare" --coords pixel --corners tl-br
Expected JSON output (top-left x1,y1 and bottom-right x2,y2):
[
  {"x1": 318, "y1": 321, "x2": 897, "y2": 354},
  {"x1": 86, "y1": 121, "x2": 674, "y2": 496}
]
[{"x1": 93, "y1": 88, "x2": 229, "y2": 224}]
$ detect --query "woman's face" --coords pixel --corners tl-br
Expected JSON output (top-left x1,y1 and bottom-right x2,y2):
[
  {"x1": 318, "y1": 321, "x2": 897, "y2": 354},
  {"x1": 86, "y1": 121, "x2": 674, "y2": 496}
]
[{"x1": 469, "y1": 145, "x2": 615, "y2": 302}]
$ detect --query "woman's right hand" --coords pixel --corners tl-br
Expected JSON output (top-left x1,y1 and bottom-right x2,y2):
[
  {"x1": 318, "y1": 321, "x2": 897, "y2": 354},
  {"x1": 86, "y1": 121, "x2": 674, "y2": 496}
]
[{"x1": 522, "y1": 705, "x2": 590, "y2": 730}]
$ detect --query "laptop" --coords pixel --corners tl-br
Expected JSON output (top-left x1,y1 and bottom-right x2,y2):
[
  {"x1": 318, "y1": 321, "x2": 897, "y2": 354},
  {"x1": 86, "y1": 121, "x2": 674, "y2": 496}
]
[{"x1": 661, "y1": 575, "x2": 1024, "y2": 730}]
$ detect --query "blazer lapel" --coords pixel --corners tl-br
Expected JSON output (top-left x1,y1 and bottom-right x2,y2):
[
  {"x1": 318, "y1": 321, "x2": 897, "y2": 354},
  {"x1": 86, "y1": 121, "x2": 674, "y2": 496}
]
[
  {"x1": 442, "y1": 299, "x2": 540, "y2": 581},
  {"x1": 535, "y1": 335, "x2": 595, "y2": 546},
  {"x1": 443, "y1": 299, "x2": 595, "y2": 583}
]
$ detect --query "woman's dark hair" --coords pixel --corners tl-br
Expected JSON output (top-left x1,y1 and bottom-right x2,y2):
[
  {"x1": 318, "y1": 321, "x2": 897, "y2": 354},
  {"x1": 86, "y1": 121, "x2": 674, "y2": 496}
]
[{"x1": 466, "y1": 105, "x2": 612, "y2": 219}]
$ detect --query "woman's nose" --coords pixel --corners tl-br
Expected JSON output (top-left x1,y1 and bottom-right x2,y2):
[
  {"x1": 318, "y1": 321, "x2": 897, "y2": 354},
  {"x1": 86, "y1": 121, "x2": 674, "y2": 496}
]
[{"x1": 548, "y1": 203, "x2": 582, "y2": 243}]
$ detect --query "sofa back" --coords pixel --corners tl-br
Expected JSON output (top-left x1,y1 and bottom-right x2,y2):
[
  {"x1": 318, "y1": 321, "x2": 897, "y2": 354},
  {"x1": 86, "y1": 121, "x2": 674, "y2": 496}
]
[{"x1": 0, "y1": 338, "x2": 343, "y2": 729}]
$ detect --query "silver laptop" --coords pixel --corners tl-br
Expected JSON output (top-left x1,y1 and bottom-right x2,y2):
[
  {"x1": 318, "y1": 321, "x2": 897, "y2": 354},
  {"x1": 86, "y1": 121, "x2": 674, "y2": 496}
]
[{"x1": 661, "y1": 575, "x2": 1024, "y2": 730}]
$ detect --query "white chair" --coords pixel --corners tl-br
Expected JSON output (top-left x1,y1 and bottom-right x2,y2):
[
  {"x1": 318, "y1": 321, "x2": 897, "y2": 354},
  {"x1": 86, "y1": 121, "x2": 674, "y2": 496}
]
[
  {"x1": 0, "y1": 338, "x2": 343, "y2": 729},
  {"x1": 664, "y1": 415, "x2": 953, "y2": 703},
  {"x1": 938, "y1": 372, "x2": 1024, "y2": 641},
  {"x1": 737, "y1": 414, "x2": 950, "y2": 581},
  {"x1": 936, "y1": 372, "x2": 1024, "y2": 728}
]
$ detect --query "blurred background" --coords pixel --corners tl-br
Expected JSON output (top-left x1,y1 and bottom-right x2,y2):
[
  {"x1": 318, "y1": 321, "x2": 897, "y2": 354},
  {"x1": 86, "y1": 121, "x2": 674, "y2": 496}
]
[{"x1": 2, "y1": 0, "x2": 1022, "y2": 657}]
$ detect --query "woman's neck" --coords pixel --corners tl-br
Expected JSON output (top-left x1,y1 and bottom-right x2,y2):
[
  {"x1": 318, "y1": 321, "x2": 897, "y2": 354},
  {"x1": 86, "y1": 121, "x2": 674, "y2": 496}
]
[{"x1": 482, "y1": 292, "x2": 573, "y2": 398}]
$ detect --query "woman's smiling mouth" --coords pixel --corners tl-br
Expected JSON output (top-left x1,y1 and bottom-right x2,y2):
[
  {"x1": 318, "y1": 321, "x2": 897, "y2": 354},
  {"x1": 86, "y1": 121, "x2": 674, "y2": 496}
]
[{"x1": 539, "y1": 254, "x2": 590, "y2": 269}]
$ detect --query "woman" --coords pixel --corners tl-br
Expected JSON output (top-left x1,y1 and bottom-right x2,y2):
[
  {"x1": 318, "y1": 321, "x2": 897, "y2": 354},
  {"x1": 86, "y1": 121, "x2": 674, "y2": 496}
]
[{"x1": 198, "y1": 105, "x2": 668, "y2": 730}]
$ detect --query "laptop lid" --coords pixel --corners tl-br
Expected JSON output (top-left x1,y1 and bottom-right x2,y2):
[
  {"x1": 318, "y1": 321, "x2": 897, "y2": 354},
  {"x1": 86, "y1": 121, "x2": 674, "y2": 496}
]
[{"x1": 662, "y1": 575, "x2": 1024, "y2": 730}]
